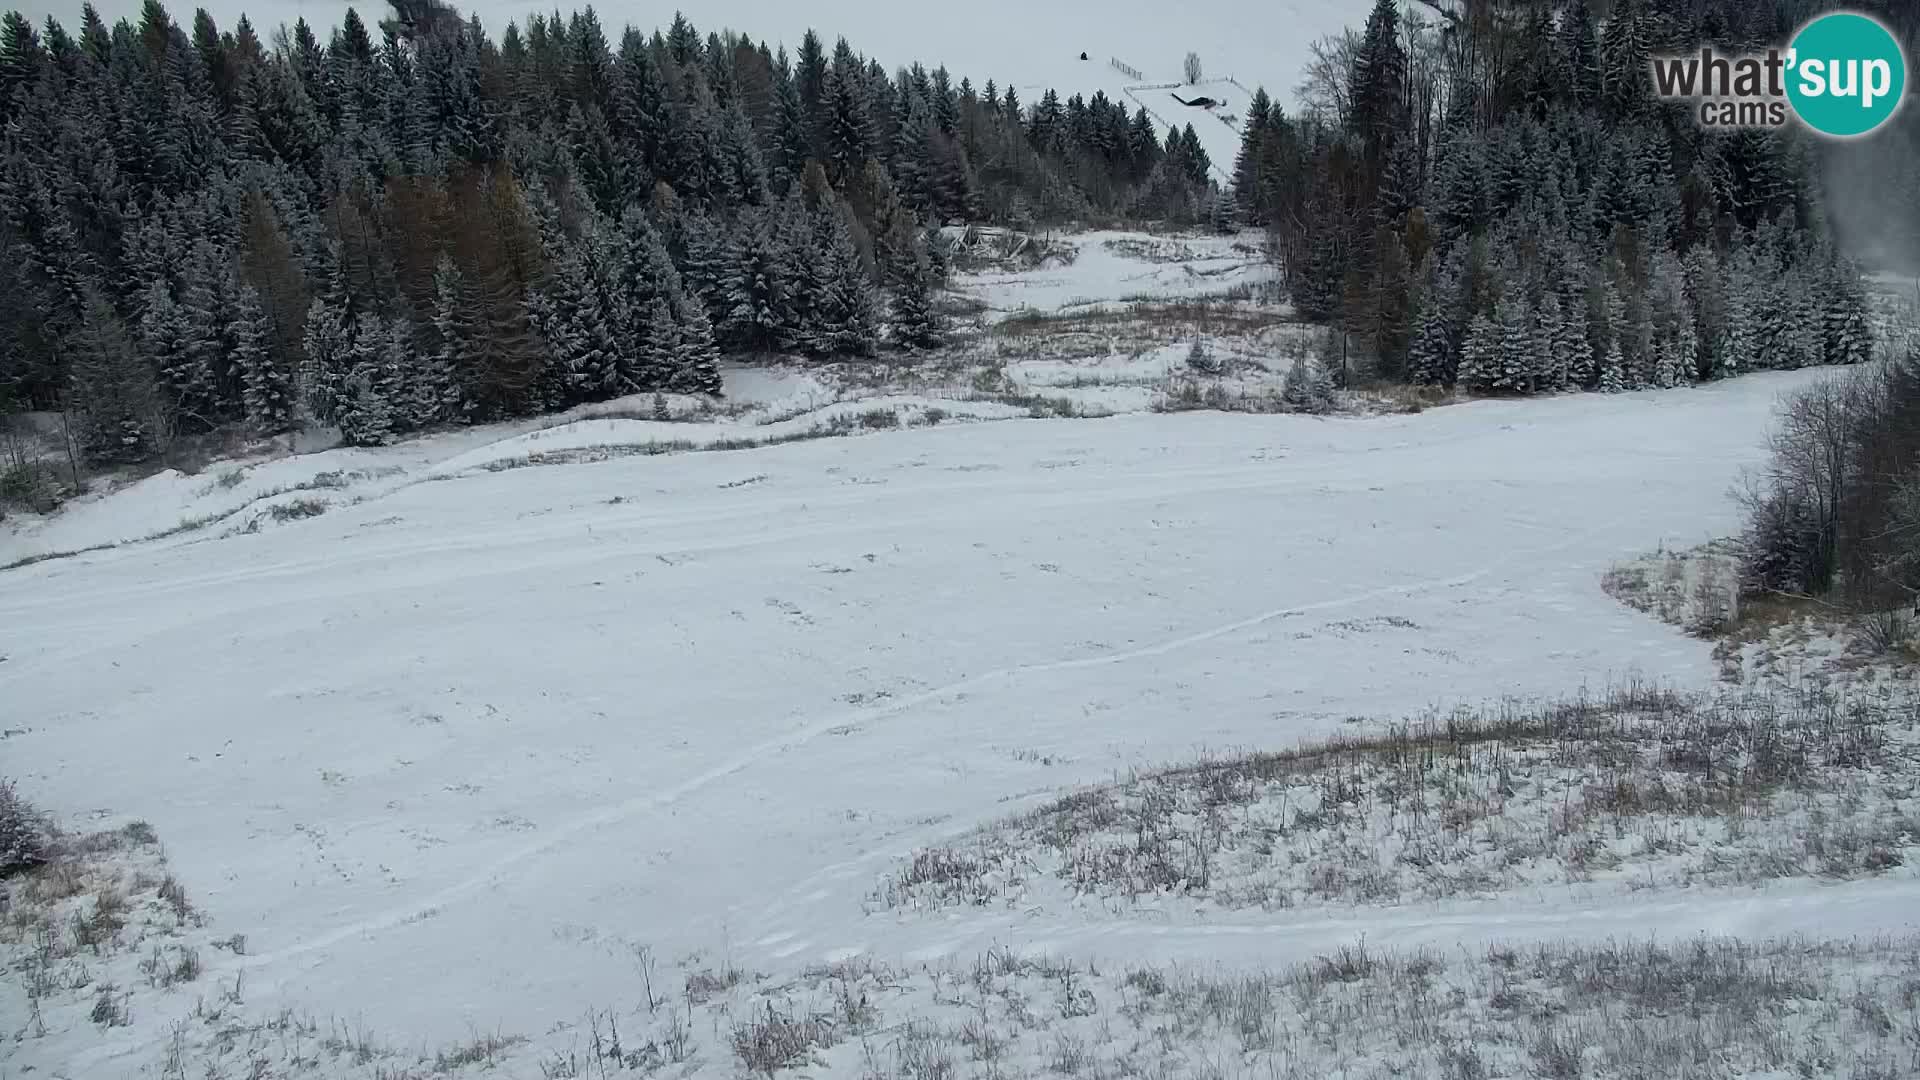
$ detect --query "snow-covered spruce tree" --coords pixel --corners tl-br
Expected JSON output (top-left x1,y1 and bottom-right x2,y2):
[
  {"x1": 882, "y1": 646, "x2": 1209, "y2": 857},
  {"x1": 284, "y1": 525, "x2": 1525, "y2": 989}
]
[
  {"x1": 379, "y1": 316, "x2": 438, "y2": 430},
  {"x1": 233, "y1": 284, "x2": 294, "y2": 433},
  {"x1": 333, "y1": 315, "x2": 396, "y2": 447},
  {"x1": 1282, "y1": 355, "x2": 1335, "y2": 414},
  {"x1": 1230, "y1": 88, "x2": 1273, "y2": 225},
  {"x1": 1598, "y1": 339, "x2": 1628, "y2": 393},
  {"x1": 1720, "y1": 250, "x2": 1759, "y2": 380},
  {"x1": 300, "y1": 295, "x2": 354, "y2": 428},
  {"x1": 640, "y1": 296, "x2": 680, "y2": 388},
  {"x1": 807, "y1": 212, "x2": 881, "y2": 357},
  {"x1": 1456, "y1": 311, "x2": 1499, "y2": 393},
  {"x1": 672, "y1": 294, "x2": 724, "y2": 395},
  {"x1": 1651, "y1": 339, "x2": 1683, "y2": 390},
  {"x1": 176, "y1": 240, "x2": 239, "y2": 426},
  {"x1": 1825, "y1": 271, "x2": 1875, "y2": 366},
  {"x1": 336, "y1": 366, "x2": 396, "y2": 446},
  {"x1": 1187, "y1": 335, "x2": 1223, "y2": 375},
  {"x1": 1682, "y1": 246, "x2": 1726, "y2": 382},
  {"x1": 428, "y1": 256, "x2": 476, "y2": 422},
  {"x1": 1494, "y1": 297, "x2": 1535, "y2": 394},
  {"x1": 1622, "y1": 292, "x2": 1655, "y2": 390},
  {"x1": 534, "y1": 262, "x2": 625, "y2": 403},
  {"x1": 1673, "y1": 317, "x2": 1700, "y2": 388},
  {"x1": 1559, "y1": 279, "x2": 1597, "y2": 390},
  {"x1": 889, "y1": 251, "x2": 944, "y2": 351},
  {"x1": 0, "y1": 779, "x2": 48, "y2": 877},
  {"x1": 1406, "y1": 302, "x2": 1453, "y2": 386},
  {"x1": 69, "y1": 288, "x2": 161, "y2": 462},
  {"x1": 134, "y1": 278, "x2": 199, "y2": 438},
  {"x1": 1535, "y1": 291, "x2": 1570, "y2": 391},
  {"x1": 721, "y1": 208, "x2": 795, "y2": 354}
]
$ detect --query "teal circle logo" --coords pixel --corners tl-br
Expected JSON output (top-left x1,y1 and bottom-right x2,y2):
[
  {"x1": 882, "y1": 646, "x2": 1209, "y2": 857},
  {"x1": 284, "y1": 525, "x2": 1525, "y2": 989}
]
[{"x1": 1786, "y1": 12, "x2": 1907, "y2": 138}]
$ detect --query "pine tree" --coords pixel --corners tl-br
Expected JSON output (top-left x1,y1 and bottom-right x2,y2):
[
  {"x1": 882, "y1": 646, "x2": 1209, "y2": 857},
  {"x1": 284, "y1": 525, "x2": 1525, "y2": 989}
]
[
  {"x1": 722, "y1": 208, "x2": 794, "y2": 353},
  {"x1": 178, "y1": 242, "x2": 239, "y2": 425},
  {"x1": 1230, "y1": 87, "x2": 1271, "y2": 223},
  {"x1": 70, "y1": 288, "x2": 161, "y2": 462},
  {"x1": 809, "y1": 215, "x2": 881, "y2": 357},
  {"x1": 889, "y1": 250, "x2": 943, "y2": 351},
  {"x1": 233, "y1": 284, "x2": 293, "y2": 432},
  {"x1": 300, "y1": 296, "x2": 350, "y2": 426},
  {"x1": 1456, "y1": 311, "x2": 1500, "y2": 393},
  {"x1": 1348, "y1": 0, "x2": 1407, "y2": 164},
  {"x1": 640, "y1": 296, "x2": 679, "y2": 388},
  {"x1": 1561, "y1": 0, "x2": 1601, "y2": 106},
  {"x1": 1559, "y1": 282, "x2": 1597, "y2": 390},
  {"x1": 138, "y1": 278, "x2": 203, "y2": 417},
  {"x1": 1406, "y1": 302, "x2": 1453, "y2": 386},
  {"x1": 336, "y1": 361, "x2": 395, "y2": 446},
  {"x1": 1495, "y1": 298, "x2": 1536, "y2": 393},
  {"x1": 428, "y1": 256, "x2": 475, "y2": 421},
  {"x1": 1186, "y1": 335, "x2": 1222, "y2": 375},
  {"x1": 1536, "y1": 291, "x2": 1569, "y2": 392},
  {"x1": 672, "y1": 293, "x2": 723, "y2": 394},
  {"x1": 1673, "y1": 318, "x2": 1699, "y2": 387},
  {"x1": 1825, "y1": 271, "x2": 1875, "y2": 366},
  {"x1": 1598, "y1": 339, "x2": 1627, "y2": 392},
  {"x1": 820, "y1": 54, "x2": 873, "y2": 181},
  {"x1": 1281, "y1": 355, "x2": 1334, "y2": 413}
]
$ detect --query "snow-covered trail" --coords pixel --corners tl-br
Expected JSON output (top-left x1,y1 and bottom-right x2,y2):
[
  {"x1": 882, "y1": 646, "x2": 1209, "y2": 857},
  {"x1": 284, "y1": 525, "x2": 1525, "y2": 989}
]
[{"x1": 0, "y1": 370, "x2": 1871, "y2": 1064}]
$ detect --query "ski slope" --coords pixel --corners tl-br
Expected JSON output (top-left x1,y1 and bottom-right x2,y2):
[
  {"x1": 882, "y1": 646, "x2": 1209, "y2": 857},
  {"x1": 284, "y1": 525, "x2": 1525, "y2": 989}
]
[{"x1": 11, "y1": 368, "x2": 1918, "y2": 1078}]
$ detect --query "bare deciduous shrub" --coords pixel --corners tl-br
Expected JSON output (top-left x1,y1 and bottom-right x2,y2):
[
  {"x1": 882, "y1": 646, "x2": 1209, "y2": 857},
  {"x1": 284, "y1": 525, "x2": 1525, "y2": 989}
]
[
  {"x1": 684, "y1": 965, "x2": 745, "y2": 1004},
  {"x1": 157, "y1": 874, "x2": 195, "y2": 923},
  {"x1": 91, "y1": 984, "x2": 130, "y2": 1027},
  {"x1": 732, "y1": 1002, "x2": 829, "y2": 1077},
  {"x1": 267, "y1": 497, "x2": 328, "y2": 523}
]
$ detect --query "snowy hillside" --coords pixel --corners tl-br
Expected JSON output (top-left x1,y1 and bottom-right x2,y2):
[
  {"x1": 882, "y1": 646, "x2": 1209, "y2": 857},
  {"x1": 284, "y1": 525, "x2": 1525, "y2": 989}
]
[
  {"x1": 1, "y1": 228, "x2": 1296, "y2": 567},
  {"x1": 11, "y1": 365, "x2": 1919, "y2": 1079}
]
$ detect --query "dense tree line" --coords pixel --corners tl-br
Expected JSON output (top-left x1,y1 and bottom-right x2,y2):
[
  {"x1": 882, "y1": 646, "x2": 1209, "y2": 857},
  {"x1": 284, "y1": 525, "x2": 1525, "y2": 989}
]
[
  {"x1": 1228, "y1": 0, "x2": 1911, "y2": 393},
  {"x1": 0, "y1": 0, "x2": 1219, "y2": 461}
]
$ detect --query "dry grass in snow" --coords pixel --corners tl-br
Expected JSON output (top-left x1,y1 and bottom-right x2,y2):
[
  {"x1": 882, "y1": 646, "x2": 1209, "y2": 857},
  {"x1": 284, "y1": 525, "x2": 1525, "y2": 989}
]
[{"x1": 876, "y1": 683, "x2": 1920, "y2": 915}]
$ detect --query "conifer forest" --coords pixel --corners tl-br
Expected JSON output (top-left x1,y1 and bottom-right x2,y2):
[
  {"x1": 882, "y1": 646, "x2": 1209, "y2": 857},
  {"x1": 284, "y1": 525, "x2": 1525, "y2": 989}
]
[{"x1": 0, "y1": 0, "x2": 1913, "y2": 461}]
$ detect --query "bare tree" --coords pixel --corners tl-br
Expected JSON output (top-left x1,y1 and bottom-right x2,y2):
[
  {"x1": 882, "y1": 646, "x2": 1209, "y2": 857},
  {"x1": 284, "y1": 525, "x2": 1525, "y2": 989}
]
[
  {"x1": 1183, "y1": 51, "x2": 1203, "y2": 84},
  {"x1": 1296, "y1": 31, "x2": 1359, "y2": 129}
]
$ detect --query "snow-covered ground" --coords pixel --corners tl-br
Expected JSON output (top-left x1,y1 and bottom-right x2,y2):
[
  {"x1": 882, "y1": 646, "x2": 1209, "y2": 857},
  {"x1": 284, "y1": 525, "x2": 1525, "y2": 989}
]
[
  {"x1": 957, "y1": 230, "x2": 1277, "y2": 322},
  {"x1": 11, "y1": 366, "x2": 1920, "y2": 1078}
]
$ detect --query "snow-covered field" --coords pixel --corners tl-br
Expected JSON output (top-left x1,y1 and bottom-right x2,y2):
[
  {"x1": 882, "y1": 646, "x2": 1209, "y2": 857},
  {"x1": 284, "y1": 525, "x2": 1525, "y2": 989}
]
[
  {"x1": 11, "y1": 366, "x2": 1920, "y2": 1078},
  {"x1": 957, "y1": 231, "x2": 1277, "y2": 322}
]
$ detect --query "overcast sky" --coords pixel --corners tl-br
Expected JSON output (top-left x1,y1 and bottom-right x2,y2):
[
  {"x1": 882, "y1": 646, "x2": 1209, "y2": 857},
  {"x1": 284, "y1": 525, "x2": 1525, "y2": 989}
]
[{"x1": 13, "y1": 0, "x2": 1368, "y2": 104}]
